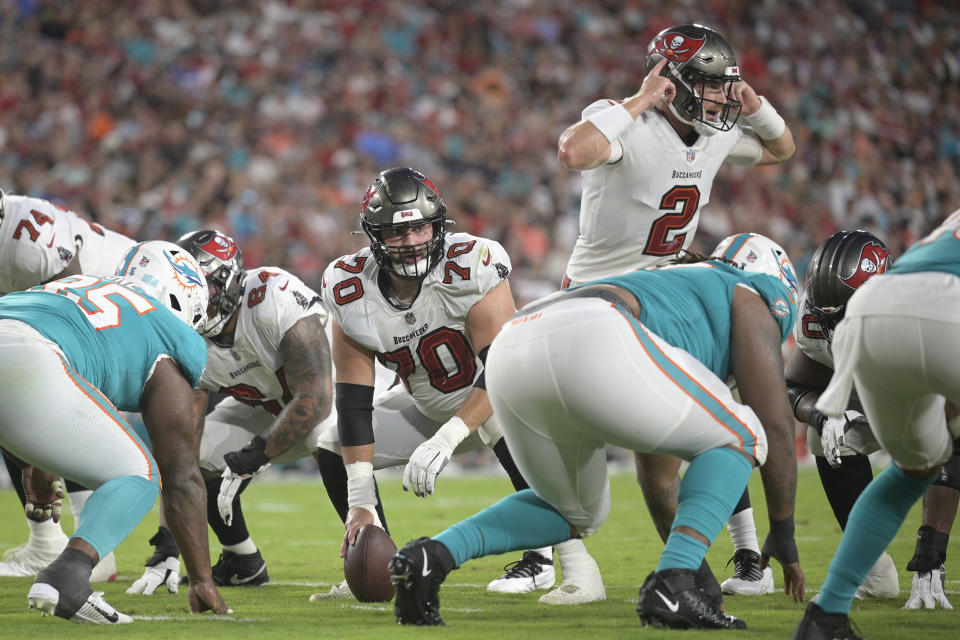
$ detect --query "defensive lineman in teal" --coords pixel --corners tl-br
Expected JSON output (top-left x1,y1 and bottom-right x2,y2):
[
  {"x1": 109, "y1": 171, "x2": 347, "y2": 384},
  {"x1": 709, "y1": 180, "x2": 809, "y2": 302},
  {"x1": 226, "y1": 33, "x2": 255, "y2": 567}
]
[
  {"x1": 0, "y1": 240, "x2": 227, "y2": 624},
  {"x1": 389, "y1": 233, "x2": 805, "y2": 629},
  {"x1": 795, "y1": 210, "x2": 960, "y2": 639}
]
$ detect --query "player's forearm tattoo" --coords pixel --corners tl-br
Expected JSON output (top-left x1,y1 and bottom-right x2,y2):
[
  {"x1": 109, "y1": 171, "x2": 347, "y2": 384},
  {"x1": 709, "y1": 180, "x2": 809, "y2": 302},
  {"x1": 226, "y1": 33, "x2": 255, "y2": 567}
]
[{"x1": 266, "y1": 315, "x2": 334, "y2": 458}]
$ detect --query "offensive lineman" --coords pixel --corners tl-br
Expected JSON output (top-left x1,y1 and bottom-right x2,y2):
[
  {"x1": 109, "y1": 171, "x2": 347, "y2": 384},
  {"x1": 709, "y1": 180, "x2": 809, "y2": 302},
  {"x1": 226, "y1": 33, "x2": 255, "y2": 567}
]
[
  {"x1": 316, "y1": 167, "x2": 603, "y2": 603},
  {"x1": 126, "y1": 229, "x2": 358, "y2": 592},
  {"x1": 555, "y1": 23, "x2": 798, "y2": 599},
  {"x1": 794, "y1": 211, "x2": 960, "y2": 637},
  {"x1": 787, "y1": 230, "x2": 959, "y2": 609},
  {"x1": 0, "y1": 190, "x2": 136, "y2": 582}
]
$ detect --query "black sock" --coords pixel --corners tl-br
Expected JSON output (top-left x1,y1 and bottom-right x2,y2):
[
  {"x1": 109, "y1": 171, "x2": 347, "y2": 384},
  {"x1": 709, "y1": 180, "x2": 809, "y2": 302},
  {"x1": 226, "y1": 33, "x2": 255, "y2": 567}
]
[
  {"x1": 733, "y1": 487, "x2": 751, "y2": 514},
  {"x1": 314, "y1": 448, "x2": 389, "y2": 534},
  {"x1": 492, "y1": 438, "x2": 530, "y2": 491},
  {"x1": 205, "y1": 475, "x2": 252, "y2": 546},
  {"x1": 35, "y1": 547, "x2": 95, "y2": 618},
  {"x1": 2, "y1": 448, "x2": 27, "y2": 506},
  {"x1": 815, "y1": 453, "x2": 873, "y2": 530}
]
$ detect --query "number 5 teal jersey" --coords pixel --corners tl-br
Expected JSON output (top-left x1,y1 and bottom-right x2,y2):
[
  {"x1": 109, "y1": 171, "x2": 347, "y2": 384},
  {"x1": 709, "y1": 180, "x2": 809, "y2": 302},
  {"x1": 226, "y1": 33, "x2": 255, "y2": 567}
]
[
  {"x1": 584, "y1": 261, "x2": 797, "y2": 380},
  {"x1": 0, "y1": 274, "x2": 206, "y2": 411}
]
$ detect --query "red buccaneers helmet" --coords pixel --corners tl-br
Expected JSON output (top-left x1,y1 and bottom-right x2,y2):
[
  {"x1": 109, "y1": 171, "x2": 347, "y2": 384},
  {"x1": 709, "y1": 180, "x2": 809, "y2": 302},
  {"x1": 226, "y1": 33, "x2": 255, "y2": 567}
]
[
  {"x1": 176, "y1": 229, "x2": 246, "y2": 338},
  {"x1": 646, "y1": 24, "x2": 742, "y2": 136},
  {"x1": 805, "y1": 230, "x2": 890, "y2": 341},
  {"x1": 360, "y1": 167, "x2": 448, "y2": 280}
]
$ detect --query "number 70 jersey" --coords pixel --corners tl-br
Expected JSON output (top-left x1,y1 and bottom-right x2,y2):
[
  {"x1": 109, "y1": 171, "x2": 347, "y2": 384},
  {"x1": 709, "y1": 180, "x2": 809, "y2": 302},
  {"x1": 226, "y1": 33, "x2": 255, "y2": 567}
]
[{"x1": 322, "y1": 232, "x2": 512, "y2": 423}]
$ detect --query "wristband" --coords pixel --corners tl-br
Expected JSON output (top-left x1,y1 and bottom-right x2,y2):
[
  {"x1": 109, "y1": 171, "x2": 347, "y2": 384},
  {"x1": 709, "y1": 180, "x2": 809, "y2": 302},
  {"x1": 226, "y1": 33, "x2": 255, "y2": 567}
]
[
  {"x1": 586, "y1": 103, "x2": 635, "y2": 143},
  {"x1": 432, "y1": 416, "x2": 471, "y2": 451},
  {"x1": 761, "y1": 515, "x2": 799, "y2": 565},
  {"x1": 741, "y1": 96, "x2": 785, "y2": 140},
  {"x1": 346, "y1": 461, "x2": 377, "y2": 509},
  {"x1": 808, "y1": 408, "x2": 829, "y2": 436}
]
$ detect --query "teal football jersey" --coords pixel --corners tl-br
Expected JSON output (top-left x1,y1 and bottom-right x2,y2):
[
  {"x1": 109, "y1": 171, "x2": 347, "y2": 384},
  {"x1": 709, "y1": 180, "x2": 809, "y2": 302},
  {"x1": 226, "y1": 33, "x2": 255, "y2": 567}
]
[
  {"x1": 892, "y1": 211, "x2": 960, "y2": 278},
  {"x1": 0, "y1": 274, "x2": 206, "y2": 411},
  {"x1": 580, "y1": 261, "x2": 796, "y2": 379}
]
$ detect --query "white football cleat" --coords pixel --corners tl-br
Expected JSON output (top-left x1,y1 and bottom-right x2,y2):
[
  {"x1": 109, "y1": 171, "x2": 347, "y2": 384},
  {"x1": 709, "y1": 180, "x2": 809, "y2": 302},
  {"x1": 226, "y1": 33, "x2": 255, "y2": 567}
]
[
  {"x1": 28, "y1": 583, "x2": 132, "y2": 624},
  {"x1": 0, "y1": 532, "x2": 70, "y2": 577},
  {"x1": 855, "y1": 552, "x2": 899, "y2": 600},
  {"x1": 309, "y1": 579, "x2": 355, "y2": 601},
  {"x1": 538, "y1": 577, "x2": 606, "y2": 605},
  {"x1": 89, "y1": 551, "x2": 117, "y2": 583},
  {"x1": 720, "y1": 549, "x2": 775, "y2": 596},
  {"x1": 487, "y1": 550, "x2": 555, "y2": 594}
]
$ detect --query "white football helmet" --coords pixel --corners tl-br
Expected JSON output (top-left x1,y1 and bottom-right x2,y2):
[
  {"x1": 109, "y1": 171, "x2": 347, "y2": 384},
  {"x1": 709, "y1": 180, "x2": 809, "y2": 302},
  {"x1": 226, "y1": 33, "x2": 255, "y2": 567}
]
[
  {"x1": 711, "y1": 233, "x2": 799, "y2": 299},
  {"x1": 115, "y1": 240, "x2": 209, "y2": 332}
]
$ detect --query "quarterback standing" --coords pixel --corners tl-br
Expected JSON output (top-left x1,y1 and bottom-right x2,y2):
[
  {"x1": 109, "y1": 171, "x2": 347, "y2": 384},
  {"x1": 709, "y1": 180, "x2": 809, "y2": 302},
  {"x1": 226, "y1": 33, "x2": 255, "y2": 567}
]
[{"x1": 556, "y1": 23, "x2": 797, "y2": 597}]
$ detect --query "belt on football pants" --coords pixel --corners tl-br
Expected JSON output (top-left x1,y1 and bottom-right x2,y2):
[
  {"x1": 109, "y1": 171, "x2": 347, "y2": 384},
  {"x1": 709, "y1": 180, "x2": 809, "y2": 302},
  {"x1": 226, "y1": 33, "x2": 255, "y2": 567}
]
[{"x1": 517, "y1": 286, "x2": 641, "y2": 321}]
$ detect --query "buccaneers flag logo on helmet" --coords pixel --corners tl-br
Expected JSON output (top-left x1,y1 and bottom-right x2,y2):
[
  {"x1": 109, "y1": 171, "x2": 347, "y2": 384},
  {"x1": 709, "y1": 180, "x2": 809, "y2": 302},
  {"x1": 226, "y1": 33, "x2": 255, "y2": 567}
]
[
  {"x1": 841, "y1": 241, "x2": 889, "y2": 290},
  {"x1": 652, "y1": 31, "x2": 706, "y2": 65}
]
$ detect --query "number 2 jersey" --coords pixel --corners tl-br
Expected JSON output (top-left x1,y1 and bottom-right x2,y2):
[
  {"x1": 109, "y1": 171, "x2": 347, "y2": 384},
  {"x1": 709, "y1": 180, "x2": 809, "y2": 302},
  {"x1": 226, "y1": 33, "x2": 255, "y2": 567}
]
[
  {"x1": 322, "y1": 232, "x2": 512, "y2": 423},
  {"x1": 0, "y1": 194, "x2": 136, "y2": 294},
  {"x1": 0, "y1": 275, "x2": 206, "y2": 410},
  {"x1": 565, "y1": 100, "x2": 756, "y2": 284},
  {"x1": 199, "y1": 267, "x2": 325, "y2": 414}
]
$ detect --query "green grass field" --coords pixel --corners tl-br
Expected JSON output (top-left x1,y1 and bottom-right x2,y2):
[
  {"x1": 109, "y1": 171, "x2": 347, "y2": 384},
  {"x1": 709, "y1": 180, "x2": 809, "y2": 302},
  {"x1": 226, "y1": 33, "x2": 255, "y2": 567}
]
[{"x1": 1, "y1": 466, "x2": 957, "y2": 639}]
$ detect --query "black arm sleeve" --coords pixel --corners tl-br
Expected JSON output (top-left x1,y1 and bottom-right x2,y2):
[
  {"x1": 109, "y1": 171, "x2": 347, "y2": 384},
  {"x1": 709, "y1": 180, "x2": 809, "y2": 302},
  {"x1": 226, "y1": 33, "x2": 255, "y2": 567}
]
[
  {"x1": 786, "y1": 381, "x2": 816, "y2": 421},
  {"x1": 335, "y1": 383, "x2": 375, "y2": 447}
]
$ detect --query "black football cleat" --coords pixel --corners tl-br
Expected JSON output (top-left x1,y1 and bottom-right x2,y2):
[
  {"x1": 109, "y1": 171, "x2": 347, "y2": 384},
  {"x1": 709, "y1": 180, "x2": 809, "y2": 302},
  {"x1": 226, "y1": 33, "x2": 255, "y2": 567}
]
[
  {"x1": 637, "y1": 568, "x2": 747, "y2": 630},
  {"x1": 793, "y1": 602, "x2": 864, "y2": 640},
  {"x1": 211, "y1": 549, "x2": 269, "y2": 587},
  {"x1": 389, "y1": 537, "x2": 456, "y2": 626}
]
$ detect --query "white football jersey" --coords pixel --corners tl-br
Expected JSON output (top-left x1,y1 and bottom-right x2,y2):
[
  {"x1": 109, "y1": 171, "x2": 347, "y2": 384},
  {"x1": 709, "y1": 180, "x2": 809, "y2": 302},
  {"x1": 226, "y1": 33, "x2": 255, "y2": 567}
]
[
  {"x1": 793, "y1": 290, "x2": 834, "y2": 369},
  {"x1": 200, "y1": 267, "x2": 326, "y2": 414},
  {"x1": 565, "y1": 100, "x2": 747, "y2": 283},
  {"x1": 0, "y1": 194, "x2": 134, "y2": 293},
  {"x1": 322, "y1": 232, "x2": 511, "y2": 423}
]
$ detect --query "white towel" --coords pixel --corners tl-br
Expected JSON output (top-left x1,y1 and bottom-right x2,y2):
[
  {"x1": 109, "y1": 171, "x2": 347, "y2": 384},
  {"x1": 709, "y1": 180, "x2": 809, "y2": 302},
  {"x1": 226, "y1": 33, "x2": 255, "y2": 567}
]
[{"x1": 815, "y1": 316, "x2": 863, "y2": 417}]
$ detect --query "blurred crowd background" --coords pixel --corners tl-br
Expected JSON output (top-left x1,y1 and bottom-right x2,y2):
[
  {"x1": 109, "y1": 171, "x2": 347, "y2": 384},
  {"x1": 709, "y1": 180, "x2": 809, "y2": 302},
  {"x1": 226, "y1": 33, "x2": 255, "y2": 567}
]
[{"x1": 1, "y1": 0, "x2": 959, "y2": 306}]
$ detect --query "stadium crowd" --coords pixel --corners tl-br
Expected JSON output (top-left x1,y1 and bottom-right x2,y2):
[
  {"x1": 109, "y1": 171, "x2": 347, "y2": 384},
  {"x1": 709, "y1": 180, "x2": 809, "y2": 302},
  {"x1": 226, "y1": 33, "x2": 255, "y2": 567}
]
[{"x1": 1, "y1": 0, "x2": 959, "y2": 304}]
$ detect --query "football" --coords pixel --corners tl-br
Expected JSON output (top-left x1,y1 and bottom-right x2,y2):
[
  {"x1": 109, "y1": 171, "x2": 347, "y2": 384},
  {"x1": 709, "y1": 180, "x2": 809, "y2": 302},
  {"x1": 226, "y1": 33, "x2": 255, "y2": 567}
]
[{"x1": 343, "y1": 524, "x2": 398, "y2": 602}]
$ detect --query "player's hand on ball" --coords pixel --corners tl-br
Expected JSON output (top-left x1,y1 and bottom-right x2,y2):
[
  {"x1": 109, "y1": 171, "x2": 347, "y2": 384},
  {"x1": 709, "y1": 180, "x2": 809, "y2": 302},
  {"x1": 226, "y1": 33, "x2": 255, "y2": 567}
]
[
  {"x1": 127, "y1": 556, "x2": 181, "y2": 595},
  {"x1": 904, "y1": 567, "x2": 953, "y2": 610},
  {"x1": 341, "y1": 506, "x2": 375, "y2": 558}
]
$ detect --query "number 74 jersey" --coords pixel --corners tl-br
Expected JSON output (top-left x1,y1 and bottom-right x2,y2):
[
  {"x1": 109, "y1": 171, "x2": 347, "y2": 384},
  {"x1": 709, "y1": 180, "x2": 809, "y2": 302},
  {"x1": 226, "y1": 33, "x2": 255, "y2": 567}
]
[{"x1": 322, "y1": 232, "x2": 512, "y2": 423}]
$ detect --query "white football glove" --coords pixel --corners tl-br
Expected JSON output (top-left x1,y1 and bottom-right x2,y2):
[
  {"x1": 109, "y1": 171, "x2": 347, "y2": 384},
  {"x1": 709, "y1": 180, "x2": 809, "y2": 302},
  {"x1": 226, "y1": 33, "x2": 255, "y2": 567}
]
[
  {"x1": 126, "y1": 556, "x2": 181, "y2": 595},
  {"x1": 217, "y1": 464, "x2": 270, "y2": 526},
  {"x1": 821, "y1": 410, "x2": 866, "y2": 469},
  {"x1": 218, "y1": 436, "x2": 272, "y2": 525},
  {"x1": 402, "y1": 417, "x2": 470, "y2": 497},
  {"x1": 904, "y1": 568, "x2": 953, "y2": 610}
]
